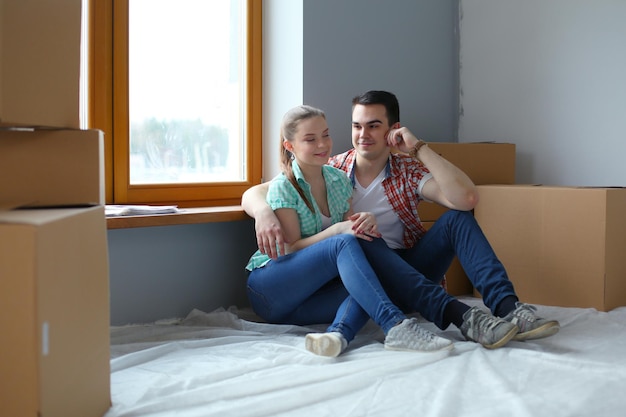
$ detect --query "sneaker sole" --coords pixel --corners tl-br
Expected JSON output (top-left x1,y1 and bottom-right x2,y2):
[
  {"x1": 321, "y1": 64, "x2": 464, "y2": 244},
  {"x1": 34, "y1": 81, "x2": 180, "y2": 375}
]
[
  {"x1": 384, "y1": 342, "x2": 454, "y2": 353},
  {"x1": 514, "y1": 322, "x2": 560, "y2": 341},
  {"x1": 483, "y1": 325, "x2": 519, "y2": 349},
  {"x1": 305, "y1": 334, "x2": 342, "y2": 357}
]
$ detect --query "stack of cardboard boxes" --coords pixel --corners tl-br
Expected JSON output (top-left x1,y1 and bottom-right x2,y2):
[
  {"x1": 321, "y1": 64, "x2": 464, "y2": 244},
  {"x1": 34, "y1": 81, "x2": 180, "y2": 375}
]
[
  {"x1": 0, "y1": 128, "x2": 112, "y2": 417},
  {"x1": 0, "y1": 131, "x2": 111, "y2": 417},
  {"x1": 421, "y1": 143, "x2": 626, "y2": 312},
  {"x1": 0, "y1": 132, "x2": 112, "y2": 417},
  {"x1": 0, "y1": 2, "x2": 111, "y2": 416}
]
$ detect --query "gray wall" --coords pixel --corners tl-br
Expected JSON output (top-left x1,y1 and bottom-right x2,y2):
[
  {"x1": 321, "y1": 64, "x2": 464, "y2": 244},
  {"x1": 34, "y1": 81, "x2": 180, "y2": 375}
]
[
  {"x1": 303, "y1": 0, "x2": 459, "y2": 153},
  {"x1": 459, "y1": 0, "x2": 626, "y2": 186},
  {"x1": 108, "y1": 220, "x2": 257, "y2": 325}
]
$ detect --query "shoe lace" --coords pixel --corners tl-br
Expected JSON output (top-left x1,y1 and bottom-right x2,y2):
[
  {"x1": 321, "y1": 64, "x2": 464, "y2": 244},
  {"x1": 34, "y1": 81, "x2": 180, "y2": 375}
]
[
  {"x1": 472, "y1": 309, "x2": 502, "y2": 332},
  {"x1": 406, "y1": 319, "x2": 436, "y2": 341},
  {"x1": 513, "y1": 303, "x2": 538, "y2": 323}
]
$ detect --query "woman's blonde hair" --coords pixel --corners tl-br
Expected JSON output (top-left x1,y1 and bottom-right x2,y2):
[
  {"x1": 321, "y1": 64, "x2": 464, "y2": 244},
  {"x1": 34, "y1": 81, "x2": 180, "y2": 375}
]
[{"x1": 279, "y1": 105, "x2": 326, "y2": 213}]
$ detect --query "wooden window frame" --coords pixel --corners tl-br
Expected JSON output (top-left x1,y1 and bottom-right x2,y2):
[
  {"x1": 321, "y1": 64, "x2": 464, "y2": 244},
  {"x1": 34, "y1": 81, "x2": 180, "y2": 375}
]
[{"x1": 89, "y1": 0, "x2": 262, "y2": 208}]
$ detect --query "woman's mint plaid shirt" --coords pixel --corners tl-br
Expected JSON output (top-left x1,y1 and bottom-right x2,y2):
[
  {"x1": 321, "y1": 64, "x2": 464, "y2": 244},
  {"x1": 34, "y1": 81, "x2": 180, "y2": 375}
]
[{"x1": 246, "y1": 160, "x2": 352, "y2": 271}]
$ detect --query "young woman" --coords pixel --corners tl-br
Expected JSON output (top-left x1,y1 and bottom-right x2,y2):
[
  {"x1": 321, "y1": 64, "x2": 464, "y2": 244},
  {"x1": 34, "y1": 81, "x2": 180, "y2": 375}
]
[{"x1": 245, "y1": 105, "x2": 453, "y2": 357}]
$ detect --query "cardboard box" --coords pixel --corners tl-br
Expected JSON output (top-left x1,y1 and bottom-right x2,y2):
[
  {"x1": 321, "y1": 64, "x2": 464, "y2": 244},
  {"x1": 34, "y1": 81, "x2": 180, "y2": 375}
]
[
  {"x1": 0, "y1": 128, "x2": 104, "y2": 208},
  {"x1": 1, "y1": 0, "x2": 82, "y2": 128},
  {"x1": 422, "y1": 221, "x2": 473, "y2": 296},
  {"x1": 473, "y1": 184, "x2": 626, "y2": 311},
  {"x1": 418, "y1": 142, "x2": 516, "y2": 221},
  {"x1": 0, "y1": 206, "x2": 111, "y2": 417}
]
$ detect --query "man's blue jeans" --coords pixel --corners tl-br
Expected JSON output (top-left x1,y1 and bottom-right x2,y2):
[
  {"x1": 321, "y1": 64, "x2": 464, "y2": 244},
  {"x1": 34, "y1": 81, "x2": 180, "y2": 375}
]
[
  {"x1": 358, "y1": 210, "x2": 517, "y2": 329},
  {"x1": 247, "y1": 234, "x2": 405, "y2": 342}
]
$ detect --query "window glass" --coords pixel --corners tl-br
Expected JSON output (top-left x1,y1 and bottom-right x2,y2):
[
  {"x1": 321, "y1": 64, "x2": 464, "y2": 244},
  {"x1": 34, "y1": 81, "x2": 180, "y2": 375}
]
[{"x1": 128, "y1": 0, "x2": 246, "y2": 185}]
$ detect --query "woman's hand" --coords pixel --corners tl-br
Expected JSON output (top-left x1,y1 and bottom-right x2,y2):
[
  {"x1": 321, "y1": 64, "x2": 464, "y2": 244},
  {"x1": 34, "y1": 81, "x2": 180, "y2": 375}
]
[{"x1": 347, "y1": 212, "x2": 381, "y2": 240}]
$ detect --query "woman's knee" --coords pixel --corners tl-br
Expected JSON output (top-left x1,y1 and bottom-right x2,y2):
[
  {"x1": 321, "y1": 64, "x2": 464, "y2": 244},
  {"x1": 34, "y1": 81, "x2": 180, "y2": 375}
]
[
  {"x1": 328, "y1": 233, "x2": 359, "y2": 249},
  {"x1": 335, "y1": 233, "x2": 359, "y2": 243}
]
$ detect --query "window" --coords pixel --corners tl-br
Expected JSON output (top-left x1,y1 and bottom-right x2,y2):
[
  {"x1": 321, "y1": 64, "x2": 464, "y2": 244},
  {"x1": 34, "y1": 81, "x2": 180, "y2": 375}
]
[{"x1": 89, "y1": 0, "x2": 262, "y2": 207}]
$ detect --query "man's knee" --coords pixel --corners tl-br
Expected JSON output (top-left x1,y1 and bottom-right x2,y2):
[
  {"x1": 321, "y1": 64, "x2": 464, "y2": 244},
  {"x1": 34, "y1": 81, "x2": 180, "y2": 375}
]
[{"x1": 439, "y1": 209, "x2": 477, "y2": 229}]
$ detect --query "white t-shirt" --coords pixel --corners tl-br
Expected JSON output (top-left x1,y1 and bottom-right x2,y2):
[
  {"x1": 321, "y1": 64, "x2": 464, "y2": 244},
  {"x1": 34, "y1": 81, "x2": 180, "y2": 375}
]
[
  {"x1": 321, "y1": 213, "x2": 331, "y2": 230},
  {"x1": 352, "y1": 169, "x2": 405, "y2": 249}
]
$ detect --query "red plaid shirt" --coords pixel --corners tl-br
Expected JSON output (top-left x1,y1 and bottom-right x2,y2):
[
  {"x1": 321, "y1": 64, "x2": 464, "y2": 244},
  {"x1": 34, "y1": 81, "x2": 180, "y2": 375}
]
[{"x1": 328, "y1": 149, "x2": 431, "y2": 248}]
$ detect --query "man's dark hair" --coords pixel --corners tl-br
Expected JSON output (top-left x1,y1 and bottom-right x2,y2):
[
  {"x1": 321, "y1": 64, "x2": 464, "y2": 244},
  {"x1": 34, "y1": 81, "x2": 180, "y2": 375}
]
[{"x1": 352, "y1": 90, "x2": 400, "y2": 125}]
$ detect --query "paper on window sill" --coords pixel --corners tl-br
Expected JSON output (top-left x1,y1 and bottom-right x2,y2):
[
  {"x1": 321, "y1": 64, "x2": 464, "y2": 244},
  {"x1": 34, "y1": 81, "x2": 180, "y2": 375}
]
[{"x1": 105, "y1": 205, "x2": 180, "y2": 217}]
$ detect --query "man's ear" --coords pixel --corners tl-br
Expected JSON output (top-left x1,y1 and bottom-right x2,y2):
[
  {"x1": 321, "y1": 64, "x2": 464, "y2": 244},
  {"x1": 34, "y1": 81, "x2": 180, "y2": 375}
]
[{"x1": 390, "y1": 122, "x2": 401, "y2": 129}]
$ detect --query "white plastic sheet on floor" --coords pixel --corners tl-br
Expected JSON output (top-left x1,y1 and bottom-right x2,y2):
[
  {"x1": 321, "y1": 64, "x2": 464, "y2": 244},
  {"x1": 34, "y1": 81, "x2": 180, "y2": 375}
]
[{"x1": 105, "y1": 297, "x2": 626, "y2": 417}]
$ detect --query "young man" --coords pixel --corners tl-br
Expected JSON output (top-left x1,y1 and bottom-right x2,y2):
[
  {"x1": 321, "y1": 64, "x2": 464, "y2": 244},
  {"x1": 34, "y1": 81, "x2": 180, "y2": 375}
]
[{"x1": 242, "y1": 90, "x2": 559, "y2": 348}]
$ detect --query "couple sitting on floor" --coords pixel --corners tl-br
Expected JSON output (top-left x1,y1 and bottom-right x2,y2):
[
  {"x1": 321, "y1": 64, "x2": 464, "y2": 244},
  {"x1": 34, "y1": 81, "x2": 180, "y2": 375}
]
[{"x1": 243, "y1": 90, "x2": 559, "y2": 357}]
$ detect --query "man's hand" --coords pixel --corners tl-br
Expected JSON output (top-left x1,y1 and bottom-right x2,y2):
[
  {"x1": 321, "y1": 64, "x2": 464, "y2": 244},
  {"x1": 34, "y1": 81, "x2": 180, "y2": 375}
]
[
  {"x1": 385, "y1": 126, "x2": 420, "y2": 154},
  {"x1": 241, "y1": 182, "x2": 287, "y2": 258},
  {"x1": 255, "y1": 207, "x2": 286, "y2": 259}
]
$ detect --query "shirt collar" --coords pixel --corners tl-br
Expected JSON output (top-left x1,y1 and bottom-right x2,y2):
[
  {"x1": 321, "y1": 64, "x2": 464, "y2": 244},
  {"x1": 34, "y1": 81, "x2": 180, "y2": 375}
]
[
  {"x1": 291, "y1": 159, "x2": 305, "y2": 182},
  {"x1": 291, "y1": 159, "x2": 340, "y2": 187},
  {"x1": 346, "y1": 150, "x2": 393, "y2": 186}
]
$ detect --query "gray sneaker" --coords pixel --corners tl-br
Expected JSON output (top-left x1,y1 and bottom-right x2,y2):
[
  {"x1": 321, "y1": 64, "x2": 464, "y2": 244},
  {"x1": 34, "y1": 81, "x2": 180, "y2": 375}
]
[
  {"x1": 460, "y1": 306, "x2": 519, "y2": 349},
  {"x1": 305, "y1": 332, "x2": 347, "y2": 357},
  {"x1": 503, "y1": 302, "x2": 560, "y2": 341},
  {"x1": 384, "y1": 318, "x2": 453, "y2": 353}
]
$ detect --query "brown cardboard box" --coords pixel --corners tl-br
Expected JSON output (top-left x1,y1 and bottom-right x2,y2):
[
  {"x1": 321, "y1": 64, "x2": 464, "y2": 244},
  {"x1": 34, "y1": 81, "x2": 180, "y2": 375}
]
[
  {"x1": 422, "y1": 221, "x2": 473, "y2": 296},
  {"x1": 0, "y1": 206, "x2": 111, "y2": 417},
  {"x1": 0, "y1": 128, "x2": 104, "y2": 208},
  {"x1": 418, "y1": 142, "x2": 516, "y2": 221},
  {"x1": 474, "y1": 184, "x2": 626, "y2": 311},
  {"x1": 1, "y1": 0, "x2": 82, "y2": 128}
]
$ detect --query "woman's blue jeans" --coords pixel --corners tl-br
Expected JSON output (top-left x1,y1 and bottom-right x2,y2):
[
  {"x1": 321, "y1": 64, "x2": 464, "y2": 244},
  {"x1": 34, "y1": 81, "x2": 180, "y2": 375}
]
[
  {"x1": 358, "y1": 210, "x2": 517, "y2": 329},
  {"x1": 246, "y1": 234, "x2": 405, "y2": 342}
]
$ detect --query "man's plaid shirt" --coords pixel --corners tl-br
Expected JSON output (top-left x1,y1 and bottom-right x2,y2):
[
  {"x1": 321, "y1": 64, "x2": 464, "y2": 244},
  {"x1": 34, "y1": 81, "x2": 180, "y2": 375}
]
[{"x1": 328, "y1": 148, "x2": 432, "y2": 249}]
